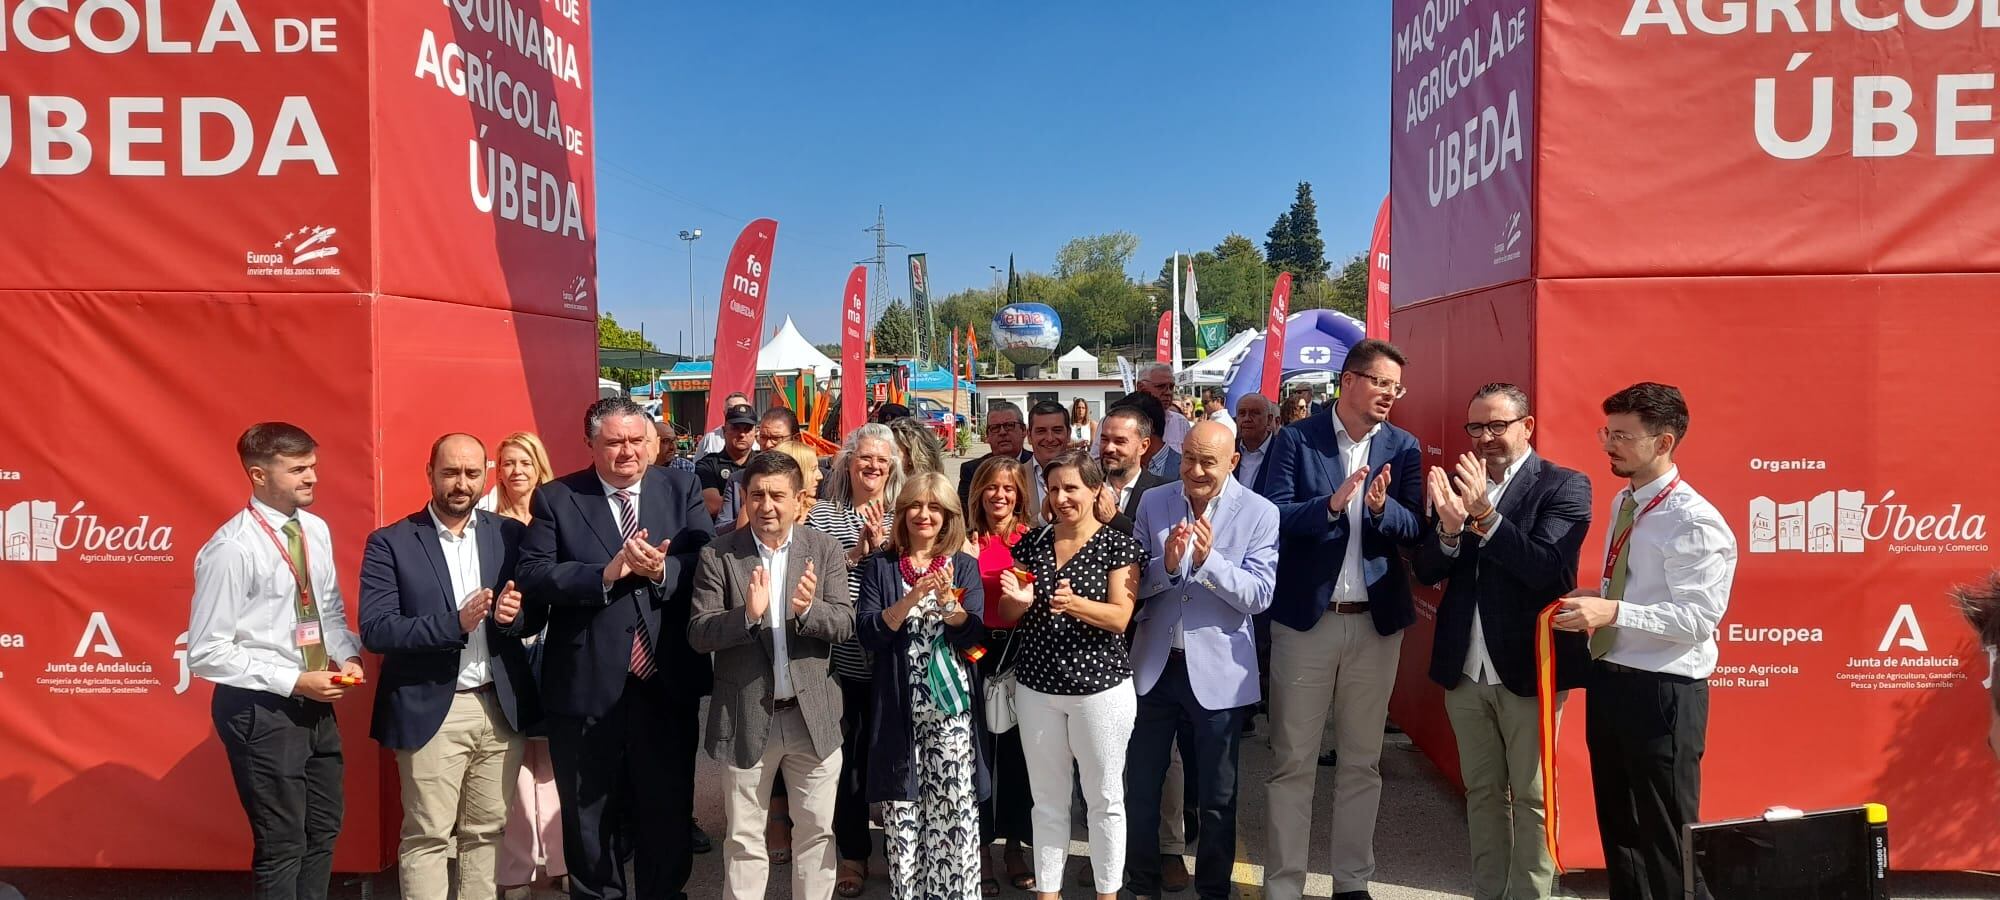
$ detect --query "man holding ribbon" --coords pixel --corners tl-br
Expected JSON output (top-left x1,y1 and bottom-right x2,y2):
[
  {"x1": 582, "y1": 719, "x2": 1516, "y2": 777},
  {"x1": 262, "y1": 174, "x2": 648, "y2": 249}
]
[
  {"x1": 188, "y1": 422, "x2": 366, "y2": 900},
  {"x1": 1413, "y1": 384, "x2": 1592, "y2": 900},
  {"x1": 1552, "y1": 382, "x2": 1736, "y2": 900}
]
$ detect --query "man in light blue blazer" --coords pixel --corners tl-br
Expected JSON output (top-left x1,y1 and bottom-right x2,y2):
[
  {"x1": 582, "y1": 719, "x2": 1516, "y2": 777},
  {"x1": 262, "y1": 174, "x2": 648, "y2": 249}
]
[{"x1": 1123, "y1": 420, "x2": 1280, "y2": 900}]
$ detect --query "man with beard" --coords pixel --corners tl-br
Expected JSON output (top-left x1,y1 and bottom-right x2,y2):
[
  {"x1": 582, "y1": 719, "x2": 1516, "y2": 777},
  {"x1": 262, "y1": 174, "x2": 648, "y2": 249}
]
[
  {"x1": 1125, "y1": 421, "x2": 1280, "y2": 900},
  {"x1": 1232, "y1": 393, "x2": 1277, "y2": 496},
  {"x1": 188, "y1": 422, "x2": 366, "y2": 900},
  {"x1": 360, "y1": 433, "x2": 543, "y2": 900},
  {"x1": 1412, "y1": 385, "x2": 1592, "y2": 900},
  {"x1": 1554, "y1": 383, "x2": 1735, "y2": 900},
  {"x1": 517, "y1": 398, "x2": 715, "y2": 900},
  {"x1": 1261, "y1": 339, "x2": 1424, "y2": 900},
  {"x1": 1095, "y1": 405, "x2": 1168, "y2": 536}
]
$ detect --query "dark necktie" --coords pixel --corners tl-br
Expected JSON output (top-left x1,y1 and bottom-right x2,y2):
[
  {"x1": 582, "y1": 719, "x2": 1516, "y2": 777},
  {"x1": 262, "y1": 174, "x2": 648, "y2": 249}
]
[{"x1": 616, "y1": 490, "x2": 658, "y2": 679}]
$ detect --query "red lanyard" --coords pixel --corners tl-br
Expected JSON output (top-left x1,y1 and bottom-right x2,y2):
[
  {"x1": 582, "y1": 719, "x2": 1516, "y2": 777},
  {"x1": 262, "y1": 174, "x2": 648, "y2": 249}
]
[
  {"x1": 1603, "y1": 477, "x2": 1679, "y2": 573},
  {"x1": 248, "y1": 502, "x2": 316, "y2": 614}
]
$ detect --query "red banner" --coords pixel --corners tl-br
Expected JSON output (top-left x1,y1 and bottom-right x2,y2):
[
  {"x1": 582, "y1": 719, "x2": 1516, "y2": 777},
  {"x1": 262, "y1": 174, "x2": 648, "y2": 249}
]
[
  {"x1": 1366, "y1": 195, "x2": 1391, "y2": 340},
  {"x1": 1155, "y1": 309, "x2": 1173, "y2": 363},
  {"x1": 706, "y1": 218, "x2": 778, "y2": 430},
  {"x1": 839, "y1": 264, "x2": 868, "y2": 436},
  {"x1": 1259, "y1": 273, "x2": 1292, "y2": 399}
]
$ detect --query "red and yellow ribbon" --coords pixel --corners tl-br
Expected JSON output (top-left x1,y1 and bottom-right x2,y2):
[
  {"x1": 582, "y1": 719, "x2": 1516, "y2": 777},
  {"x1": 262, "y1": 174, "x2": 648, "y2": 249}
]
[{"x1": 1535, "y1": 600, "x2": 1566, "y2": 875}]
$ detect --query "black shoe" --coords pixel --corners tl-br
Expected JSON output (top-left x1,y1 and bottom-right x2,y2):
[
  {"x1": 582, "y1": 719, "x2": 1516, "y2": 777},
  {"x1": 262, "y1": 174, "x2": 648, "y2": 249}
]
[
  {"x1": 690, "y1": 817, "x2": 713, "y2": 854},
  {"x1": 1318, "y1": 749, "x2": 1338, "y2": 767},
  {"x1": 1333, "y1": 892, "x2": 1374, "y2": 900}
]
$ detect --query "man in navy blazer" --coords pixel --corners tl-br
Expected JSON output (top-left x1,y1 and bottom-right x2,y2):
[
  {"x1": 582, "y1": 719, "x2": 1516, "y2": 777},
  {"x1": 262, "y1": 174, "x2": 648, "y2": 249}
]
[
  {"x1": 1125, "y1": 421, "x2": 1279, "y2": 900},
  {"x1": 517, "y1": 398, "x2": 715, "y2": 900},
  {"x1": 1412, "y1": 384, "x2": 1592, "y2": 900},
  {"x1": 360, "y1": 433, "x2": 543, "y2": 900},
  {"x1": 1260, "y1": 339, "x2": 1424, "y2": 900}
]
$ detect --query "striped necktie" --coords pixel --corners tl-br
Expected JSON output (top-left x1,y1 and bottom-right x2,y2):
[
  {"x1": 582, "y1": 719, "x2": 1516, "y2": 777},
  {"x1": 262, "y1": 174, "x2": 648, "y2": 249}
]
[{"x1": 616, "y1": 490, "x2": 658, "y2": 679}]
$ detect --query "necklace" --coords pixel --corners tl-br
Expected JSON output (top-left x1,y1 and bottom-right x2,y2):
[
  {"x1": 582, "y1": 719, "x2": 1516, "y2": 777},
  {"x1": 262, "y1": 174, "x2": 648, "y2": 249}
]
[{"x1": 898, "y1": 552, "x2": 946, "y2": 585}]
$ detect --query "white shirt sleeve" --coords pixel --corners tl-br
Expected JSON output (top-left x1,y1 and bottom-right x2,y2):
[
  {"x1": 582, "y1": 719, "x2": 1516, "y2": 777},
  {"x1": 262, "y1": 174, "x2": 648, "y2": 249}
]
[
  {"x1": 315, "y1": 536, "x2": 362, "y2": 664},
  {"x1": 187, "y1": 541, "x2": 301, "y2": 697},
  {"x1": 1612, "y1": 509, "x2": 1734, "y2": 645}
]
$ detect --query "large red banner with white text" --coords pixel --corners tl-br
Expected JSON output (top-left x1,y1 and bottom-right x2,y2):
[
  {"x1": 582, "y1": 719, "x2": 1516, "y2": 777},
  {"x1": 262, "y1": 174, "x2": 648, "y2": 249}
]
[
  {"x1": 706, "y1": 218, "x2": 778, "y2": 430},
  {"x1": 0, "y1": 0, "x2": 597, "y2": 873}
]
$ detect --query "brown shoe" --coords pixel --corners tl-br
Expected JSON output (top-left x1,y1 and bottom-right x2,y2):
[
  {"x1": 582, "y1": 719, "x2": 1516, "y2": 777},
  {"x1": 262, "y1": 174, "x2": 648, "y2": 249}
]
[{"x1": 1161, "y1": 854, "x2": 1191, "y2": 893}]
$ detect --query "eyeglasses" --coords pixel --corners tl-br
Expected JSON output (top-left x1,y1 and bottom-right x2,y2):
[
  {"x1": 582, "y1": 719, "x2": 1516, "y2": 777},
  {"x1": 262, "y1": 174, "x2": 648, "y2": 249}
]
[
  {"x1": 1597, "y1": 427, "x2": 1657, "y2": 446},
  {"x1": 1463, "y1": 418, "x2": 1526, "y2": 438},
  {"x1": 1347, "y1": 372, "x2": 1407, "y2": 398},
  {"x1": 987, "y1": 422, "x2": 1023, "y2": 432}
]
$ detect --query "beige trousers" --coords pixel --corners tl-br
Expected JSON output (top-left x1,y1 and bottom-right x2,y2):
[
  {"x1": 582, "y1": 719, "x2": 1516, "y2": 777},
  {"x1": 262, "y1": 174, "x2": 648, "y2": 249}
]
[
  {"x1": 722, "y1": 705, "x2": 842, "y2": 900},
  {"x1": 395, "y1": 689, "x2": 523, "y2": 900},
  {"x1": 1447, "y1": 680, "x2": 1566, "y2": 900}
]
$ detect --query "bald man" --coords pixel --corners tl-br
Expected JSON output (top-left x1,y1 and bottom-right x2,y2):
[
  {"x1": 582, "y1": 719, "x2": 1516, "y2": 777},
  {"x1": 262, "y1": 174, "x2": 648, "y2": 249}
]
[
  {"x1": 361, "y1": 433, "x2": 544, "y2": 900},
  {"x1": 1126, "y1": 421, "x2": 1280, "y2": 900}
]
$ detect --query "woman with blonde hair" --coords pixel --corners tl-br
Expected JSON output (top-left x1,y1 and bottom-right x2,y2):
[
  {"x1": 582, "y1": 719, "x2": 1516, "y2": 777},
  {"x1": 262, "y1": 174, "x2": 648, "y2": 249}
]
[
  {"x1": 887, "y1": 415, "x2": 945, "y2": 477},
  {"x1": 733, "y1": 439, "x2": 824, "y2": 530},
  {"x1": 856, "y1": 472, "x2": 987, "y2": 899},
  {"x1": 487, "y1": 431, "x2": 566, "y2": 896},
  {"x1": 962, "y1": 456, "x2": 1040, "y2": 892}
]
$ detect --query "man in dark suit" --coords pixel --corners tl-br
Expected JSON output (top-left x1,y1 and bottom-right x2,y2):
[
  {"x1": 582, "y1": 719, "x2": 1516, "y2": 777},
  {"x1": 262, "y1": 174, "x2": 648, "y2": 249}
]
[
  {"x1": 1412, "y1": 385, "x2": 1592, "y2": 900},
  {"x1": 958, "y1": 400, "x2": 1030, "y2": 512},
  {"x1": 1232, "y1": 392, "x2": 1278, "y2": 497},
  {"x1": 517, "y1": 398, "x2": 716, "y2": 900},
  {"x1": 360, "y1": 433, "x2": 544, "y2": 900},
  {"x1": 1261, "y1": 339, "x2": 1425, "y2": 900},
  {"x1": 687, "y1": 451, "x2": 855, "y2": 900},
  {"x1": 1096, "y1": 404, "x2": 1168, "y2": 535}
]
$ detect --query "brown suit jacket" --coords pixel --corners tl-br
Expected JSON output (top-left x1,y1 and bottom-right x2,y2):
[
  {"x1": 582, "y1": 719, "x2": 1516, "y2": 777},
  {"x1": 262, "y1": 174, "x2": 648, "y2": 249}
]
[{"x1": 687, "y1": 524, "x2": 854, "y2": 768}]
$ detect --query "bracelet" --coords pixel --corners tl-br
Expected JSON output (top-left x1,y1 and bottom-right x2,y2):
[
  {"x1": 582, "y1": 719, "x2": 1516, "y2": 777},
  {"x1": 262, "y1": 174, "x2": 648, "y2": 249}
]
[{"x1": 1437, "y1": 523, "x2": 1464, "y2": 539}]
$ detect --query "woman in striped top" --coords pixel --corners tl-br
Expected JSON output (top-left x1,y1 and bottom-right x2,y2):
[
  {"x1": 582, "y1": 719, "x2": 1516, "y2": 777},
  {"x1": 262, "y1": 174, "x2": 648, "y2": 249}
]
[{"x1": 805, "y1": 423, "x2": 905, "y2": 894}]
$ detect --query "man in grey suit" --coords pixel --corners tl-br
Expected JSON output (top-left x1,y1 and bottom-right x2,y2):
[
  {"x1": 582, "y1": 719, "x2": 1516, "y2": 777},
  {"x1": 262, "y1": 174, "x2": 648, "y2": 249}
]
[
  {"x1": 688, "y1": 451, "x2": 855, "y2": 900},
  {"x1": 1125, "y1": 421, "x2": 1281, "y2": 900}
]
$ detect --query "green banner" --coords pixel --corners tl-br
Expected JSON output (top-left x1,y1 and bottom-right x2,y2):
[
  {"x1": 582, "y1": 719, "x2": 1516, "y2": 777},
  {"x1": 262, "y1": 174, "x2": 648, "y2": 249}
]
[{"x1": 1197, "y1": 315, "x2": 1229, "y2": 357}]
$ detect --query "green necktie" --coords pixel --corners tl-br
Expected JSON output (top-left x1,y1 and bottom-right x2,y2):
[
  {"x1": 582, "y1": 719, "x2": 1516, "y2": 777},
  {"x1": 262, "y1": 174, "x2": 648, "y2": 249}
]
[
  {"x1": 1591, "y1": 494, "x2": 1640, "y2": 659},
  {"x1": 282, "y1": 520, "x2": 329, "y2": 672}
]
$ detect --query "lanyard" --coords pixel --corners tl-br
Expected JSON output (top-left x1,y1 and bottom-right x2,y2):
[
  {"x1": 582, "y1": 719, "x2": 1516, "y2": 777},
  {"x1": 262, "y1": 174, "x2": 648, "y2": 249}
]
[
  {"x1": 1603, "y1": 477, "x2": 1679, "y2": 573},
  {"x1": 248, "y1": 502, "x2": 316, "y2": 618}
]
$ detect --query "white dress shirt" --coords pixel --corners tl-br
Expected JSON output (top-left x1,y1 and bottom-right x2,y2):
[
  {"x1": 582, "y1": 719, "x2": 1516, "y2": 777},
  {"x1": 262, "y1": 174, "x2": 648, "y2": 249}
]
[
  {"x1": 1236, "y1": 438, "x2": 1268, "y2": 490},
  {"x1": 752, "y1": 528, "x2": 797, "y2": 699},
  {"x1": 1442, "y1": 450, "x2": 1533, "y2": 685},
  {"x1": 1208, "y1": 408, "x2": 1237, "y2": 435},
  {"x1": 1330, "y1": 413, "x2": 1380, "y2": 604},
  {"x1": 430, "y1": 506, "x2": 493, "y2": 689},
  {"x1": 1599, "y1": 467, "x2": 1737, "y2": 679},
  {"x1": 693, "y1": 426, "x2": 726, "y2": 461},
  {"x1": 188, "y1": 498, "x2": 362, "y2": 696}
]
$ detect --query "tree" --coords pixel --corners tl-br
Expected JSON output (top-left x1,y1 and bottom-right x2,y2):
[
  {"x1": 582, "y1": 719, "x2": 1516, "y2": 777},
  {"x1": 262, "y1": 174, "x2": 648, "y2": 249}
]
[
  {"x1": 873, "y1": 300, "x2": 919, "y2": 357},
  {"x1": 813, "y1": 342, "x2": 843, "y2": 358},
  {"x1": 1264, "y1": 181, "x2": 1330, "y2": 283},
  {"x1": 1055, "y1": 232, "x2": 1141, "y2": 279},
  {"x1": 1292, "y1": 253, "x2": 1368, "y2": 320},
  {"x1": 597, "y1": 312, "x2": 659, "y2": 385}
]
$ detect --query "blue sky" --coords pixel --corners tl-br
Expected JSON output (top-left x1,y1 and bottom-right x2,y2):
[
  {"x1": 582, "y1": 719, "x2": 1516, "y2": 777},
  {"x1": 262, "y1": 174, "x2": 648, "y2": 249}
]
[{"x1": 591, "y1": 2, "x2": 1392, "y2": 356}]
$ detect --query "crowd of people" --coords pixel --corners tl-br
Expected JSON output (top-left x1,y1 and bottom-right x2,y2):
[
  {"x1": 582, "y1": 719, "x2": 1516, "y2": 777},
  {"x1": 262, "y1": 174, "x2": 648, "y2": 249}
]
[{"x1": 185, "y1": 340, "x2": 1740, "y2": 900}]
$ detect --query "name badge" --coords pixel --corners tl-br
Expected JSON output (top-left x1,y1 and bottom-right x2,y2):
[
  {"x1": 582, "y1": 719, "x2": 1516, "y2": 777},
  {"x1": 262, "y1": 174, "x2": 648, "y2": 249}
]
[
  {"x1": 295, "y1": 620, "x2": 323, "y2": 647},
  {"x1": 1599, "y1": 578, "x2": 1611, "y2": 597}
]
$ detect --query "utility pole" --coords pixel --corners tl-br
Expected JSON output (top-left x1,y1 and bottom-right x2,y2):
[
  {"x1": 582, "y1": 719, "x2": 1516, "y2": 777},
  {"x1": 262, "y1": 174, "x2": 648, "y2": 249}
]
[{"x1": 859, "y1": 205, "x2": 909, "y2": 358}]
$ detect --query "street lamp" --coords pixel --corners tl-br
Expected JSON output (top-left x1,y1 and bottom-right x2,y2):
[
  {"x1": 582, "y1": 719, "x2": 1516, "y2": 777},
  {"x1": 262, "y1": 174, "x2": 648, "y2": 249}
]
[{"x1": 678, "y1": 228, "x2": 702, "y2": 354}]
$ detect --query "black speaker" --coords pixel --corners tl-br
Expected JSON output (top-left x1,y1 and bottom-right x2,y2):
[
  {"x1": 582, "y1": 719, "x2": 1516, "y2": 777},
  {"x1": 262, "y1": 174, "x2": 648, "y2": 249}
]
[{"x1": 1684, "y1": 803, "x2": 1889, "y2": 900}]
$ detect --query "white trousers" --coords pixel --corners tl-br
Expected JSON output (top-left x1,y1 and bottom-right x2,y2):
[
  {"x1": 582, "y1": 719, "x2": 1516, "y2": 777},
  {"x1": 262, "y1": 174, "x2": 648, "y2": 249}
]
[{"x1": 1016, "y1": 680, "x2": 1137, "y2": 894}]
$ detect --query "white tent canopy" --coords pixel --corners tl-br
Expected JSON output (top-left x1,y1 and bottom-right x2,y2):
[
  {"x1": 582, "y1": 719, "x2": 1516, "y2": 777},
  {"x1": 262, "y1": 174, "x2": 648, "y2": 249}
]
[
  {"x1": 1056, "y1": 345, "x2": 1100, "y2": 377},
  {"x1": 757, "y1": 316, "x2": 838, "y2": 378},
  {"x1": 1179, "y1": 328, "x2": 1260, "y2": 385}
]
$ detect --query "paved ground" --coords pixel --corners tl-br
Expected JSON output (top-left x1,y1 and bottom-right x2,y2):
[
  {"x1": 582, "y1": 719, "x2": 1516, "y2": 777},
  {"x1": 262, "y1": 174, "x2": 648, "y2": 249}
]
[{"x1": 4, "y1": 445, "x2": 1996, "y2": 899}]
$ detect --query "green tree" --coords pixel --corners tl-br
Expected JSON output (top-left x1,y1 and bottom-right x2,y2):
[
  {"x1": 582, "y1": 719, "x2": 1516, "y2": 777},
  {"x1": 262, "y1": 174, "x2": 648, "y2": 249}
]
[
  {"x1": 873, "y1": 300, "x2": 919, "y2": 357},
  {"x1": 1265, "y1": 181, "x2": 1330, "y2": 282},
  {"x1": 597, "y1": 312, "x2": 659, "y2": 386},
  {"x1": 1293, "y1": 253, "x2": 1367, "y2": 319},
  {"x1": 814, "y1": 342, "x2": 843, "y2": 358},
  {"x1": 1055, "y1": 232, "x2": 1141, "y2": 279}
]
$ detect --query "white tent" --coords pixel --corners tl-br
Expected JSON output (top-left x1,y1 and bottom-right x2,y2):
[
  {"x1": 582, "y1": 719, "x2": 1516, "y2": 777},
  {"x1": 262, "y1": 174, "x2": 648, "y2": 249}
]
[
  {"x1": 757, "y1": 316, "x2": 838, "y2": 378},
  {"x1": 1056, "y1": 345, "x2": 1100, "y2": 379},
  {"x1": 1179, "y1": 328, "x2": 1260, "y2": 385}
]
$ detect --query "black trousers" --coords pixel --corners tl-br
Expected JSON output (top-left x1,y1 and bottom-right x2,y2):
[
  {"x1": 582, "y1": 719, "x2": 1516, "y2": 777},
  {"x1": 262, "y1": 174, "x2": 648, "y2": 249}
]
[
  {"x1": 975, "y1": 633, "x2": 1032, "y2": 848},
  {"x1": 1585, "y1": 663, "x2": 1710, "y2": 900},
  {"x1": 833, "y1": 674, "x2": 877, "y2": 862},
  {"x1": 1124, "y1": 653, "x2": 1244, "y2": 900},
  {"x1": 548, "y1": 677, "x2": 699, "y2": 900},
  {"x1": 212, "y1": 684, "x2": 343, "y2": 900}
]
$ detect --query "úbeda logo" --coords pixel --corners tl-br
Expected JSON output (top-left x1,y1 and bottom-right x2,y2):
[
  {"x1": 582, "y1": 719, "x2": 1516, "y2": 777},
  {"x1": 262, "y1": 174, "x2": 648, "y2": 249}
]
[
  {"x1": 1, "y1": 499, "x2": 174, "y2": 565},
  {"x1": 1748, "y1": 490, "x2": 1987, "y2": 555},
  {"x1": 246, "y1": 224, "x2": 343, "y2": 277}
]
